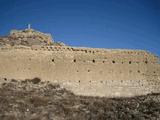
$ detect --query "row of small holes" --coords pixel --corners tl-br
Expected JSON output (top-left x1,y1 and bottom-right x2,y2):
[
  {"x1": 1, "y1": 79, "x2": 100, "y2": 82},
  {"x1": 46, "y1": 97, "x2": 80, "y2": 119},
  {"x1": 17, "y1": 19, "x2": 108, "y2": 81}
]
[
  {"x1": 75, "y1": 70, "x2": 156, "y2": 74},
  {"x1": 73, "y1": 59, "x2": 148, "y2": 64},
  {"x1": 51, "y1": 59, "x2": 156, "y2": 74},
  {"x1": 77, "y1": 80, "x2": 145, "y2": 86}
]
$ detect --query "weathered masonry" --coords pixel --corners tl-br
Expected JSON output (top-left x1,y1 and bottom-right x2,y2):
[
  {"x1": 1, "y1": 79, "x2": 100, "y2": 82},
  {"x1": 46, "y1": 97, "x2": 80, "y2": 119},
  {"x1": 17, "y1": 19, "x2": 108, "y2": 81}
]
[
  {"x1": 0, "y1": 28, "x2": 159, "y2": 97},
  {"x1": 0, "y1": 45, "x2": 159, "y2": 97}
]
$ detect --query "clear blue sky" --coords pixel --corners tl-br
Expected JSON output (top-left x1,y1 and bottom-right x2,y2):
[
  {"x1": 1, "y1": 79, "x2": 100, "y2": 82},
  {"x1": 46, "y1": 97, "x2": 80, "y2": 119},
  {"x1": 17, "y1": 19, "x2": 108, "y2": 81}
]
[{"x1": 0, "y1": 0, "x2": 160, "y2": 55}]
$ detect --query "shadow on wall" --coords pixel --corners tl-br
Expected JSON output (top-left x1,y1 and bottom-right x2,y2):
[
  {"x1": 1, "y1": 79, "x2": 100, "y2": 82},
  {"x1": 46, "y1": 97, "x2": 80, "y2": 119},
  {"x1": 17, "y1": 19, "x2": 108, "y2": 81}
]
[{"x1": 24, "y1": 77, "x2": 41, "y2": 84}]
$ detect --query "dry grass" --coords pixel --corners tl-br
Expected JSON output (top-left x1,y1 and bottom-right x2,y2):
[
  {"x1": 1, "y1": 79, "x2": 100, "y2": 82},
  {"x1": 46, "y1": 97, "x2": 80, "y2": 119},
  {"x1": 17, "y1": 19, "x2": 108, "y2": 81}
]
[{"x1": 0, "y1": 78, "x2": 160, "y2": 120}]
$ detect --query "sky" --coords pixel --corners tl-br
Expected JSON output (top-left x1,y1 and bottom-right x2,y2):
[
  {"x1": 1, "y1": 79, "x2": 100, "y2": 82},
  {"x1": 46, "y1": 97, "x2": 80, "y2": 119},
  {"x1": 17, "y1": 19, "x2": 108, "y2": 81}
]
[{"x1": 0, "y1": 0, "x2": 160, "y2": 56}]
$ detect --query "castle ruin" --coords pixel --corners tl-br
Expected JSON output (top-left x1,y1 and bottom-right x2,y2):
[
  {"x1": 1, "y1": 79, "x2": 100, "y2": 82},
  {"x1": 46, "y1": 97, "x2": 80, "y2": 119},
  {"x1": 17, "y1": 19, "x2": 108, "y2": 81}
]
[{"x1": 0, "y1": 28, "x2": 160, "y2": 97}]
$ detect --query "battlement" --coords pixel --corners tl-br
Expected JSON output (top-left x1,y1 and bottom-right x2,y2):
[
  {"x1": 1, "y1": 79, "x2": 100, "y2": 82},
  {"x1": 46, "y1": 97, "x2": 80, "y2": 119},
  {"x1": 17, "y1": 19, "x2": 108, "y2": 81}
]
[{"x1": 0, "y1": 45, "x2": 154, "y2": 55}]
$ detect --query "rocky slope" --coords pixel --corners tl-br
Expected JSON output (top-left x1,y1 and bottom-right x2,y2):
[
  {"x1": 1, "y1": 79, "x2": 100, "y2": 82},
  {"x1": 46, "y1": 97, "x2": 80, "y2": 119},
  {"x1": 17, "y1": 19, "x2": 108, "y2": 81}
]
[
  {"x1": 0, "y1": 28, "x2": 65, "y2": 47},
  {"x1": 0, "y1": 78, "x2": 160, "y2": 120}
]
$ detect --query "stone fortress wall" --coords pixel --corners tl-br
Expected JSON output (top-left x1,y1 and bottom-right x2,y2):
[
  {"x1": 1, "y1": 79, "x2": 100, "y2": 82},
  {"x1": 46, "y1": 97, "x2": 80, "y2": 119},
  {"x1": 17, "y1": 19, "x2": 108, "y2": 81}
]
[{"x1": 0, "y1": 45, "x2": 159, "y2": 97}]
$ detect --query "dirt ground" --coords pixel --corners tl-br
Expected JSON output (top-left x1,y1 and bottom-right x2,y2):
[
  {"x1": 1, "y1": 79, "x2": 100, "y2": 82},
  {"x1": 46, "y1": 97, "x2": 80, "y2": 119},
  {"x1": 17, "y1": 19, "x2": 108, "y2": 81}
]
[{"x1": 0, "y1": 78, "x2": 160, "y2": 120}]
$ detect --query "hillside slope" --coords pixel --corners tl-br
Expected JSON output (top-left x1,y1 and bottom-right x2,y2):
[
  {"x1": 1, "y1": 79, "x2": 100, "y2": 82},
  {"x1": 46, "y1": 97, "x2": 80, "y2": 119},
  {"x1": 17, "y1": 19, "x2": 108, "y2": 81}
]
[{"x1": 0, "y1": 78, "x2": 160, "y2": 120}]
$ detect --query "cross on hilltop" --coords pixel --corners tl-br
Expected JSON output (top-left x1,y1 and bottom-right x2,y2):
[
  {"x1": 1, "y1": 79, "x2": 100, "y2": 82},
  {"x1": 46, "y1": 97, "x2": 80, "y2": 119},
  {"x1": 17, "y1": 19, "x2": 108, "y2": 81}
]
[{"x1": 27, "y1": 24, "x2": 31, "y2": 29}]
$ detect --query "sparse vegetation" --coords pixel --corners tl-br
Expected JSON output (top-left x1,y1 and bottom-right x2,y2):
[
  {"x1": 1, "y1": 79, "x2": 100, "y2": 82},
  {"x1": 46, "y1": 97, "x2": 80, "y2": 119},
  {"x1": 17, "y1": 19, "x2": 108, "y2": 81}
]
[{"x1": 0, "y1": 78, "x2": 160, "y2": 120}]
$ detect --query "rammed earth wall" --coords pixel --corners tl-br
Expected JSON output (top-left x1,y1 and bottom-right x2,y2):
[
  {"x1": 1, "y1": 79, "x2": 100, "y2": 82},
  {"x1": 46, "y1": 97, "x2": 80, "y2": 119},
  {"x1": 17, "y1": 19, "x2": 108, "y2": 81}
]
[{"x1": 0, "y1": 46, "x2": 159, "y2": 97}]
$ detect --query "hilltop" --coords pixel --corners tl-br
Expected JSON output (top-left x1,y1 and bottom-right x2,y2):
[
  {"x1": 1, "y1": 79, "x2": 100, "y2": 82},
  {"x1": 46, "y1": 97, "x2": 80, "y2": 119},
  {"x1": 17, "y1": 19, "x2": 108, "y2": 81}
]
[{"x1": 0, "y1": 28, "x2": 65, "y2": 47}]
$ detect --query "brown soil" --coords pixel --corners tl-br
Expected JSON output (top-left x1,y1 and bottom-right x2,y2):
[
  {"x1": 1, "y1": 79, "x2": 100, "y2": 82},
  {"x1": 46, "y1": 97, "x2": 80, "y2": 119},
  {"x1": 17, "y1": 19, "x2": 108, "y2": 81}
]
[{"x1": 0, "y1": 78, "x2": 160, "y2": 120}]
